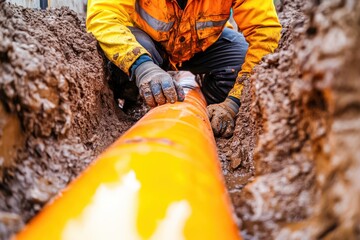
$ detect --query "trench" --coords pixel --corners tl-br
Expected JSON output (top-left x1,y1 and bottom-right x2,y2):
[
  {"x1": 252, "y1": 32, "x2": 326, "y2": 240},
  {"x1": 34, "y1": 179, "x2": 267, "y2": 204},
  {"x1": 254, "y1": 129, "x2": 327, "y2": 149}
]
[{"x1": 1, "y1": 0, "x2": 360, "y2": 239}]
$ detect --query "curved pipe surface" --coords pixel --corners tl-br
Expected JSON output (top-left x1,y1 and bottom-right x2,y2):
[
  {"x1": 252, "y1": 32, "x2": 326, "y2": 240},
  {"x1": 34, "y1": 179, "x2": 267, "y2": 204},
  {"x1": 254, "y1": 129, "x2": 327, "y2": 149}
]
[{"x1": 15, "y1": 72, "x2": 241, "y2": 240}]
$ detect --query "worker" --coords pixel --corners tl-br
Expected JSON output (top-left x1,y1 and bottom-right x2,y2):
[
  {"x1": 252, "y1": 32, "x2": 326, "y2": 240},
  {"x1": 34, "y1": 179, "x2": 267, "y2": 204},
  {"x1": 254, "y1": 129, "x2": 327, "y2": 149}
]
[{"x1": 86, "y1": 0, "x2": 281, "y2": 137}]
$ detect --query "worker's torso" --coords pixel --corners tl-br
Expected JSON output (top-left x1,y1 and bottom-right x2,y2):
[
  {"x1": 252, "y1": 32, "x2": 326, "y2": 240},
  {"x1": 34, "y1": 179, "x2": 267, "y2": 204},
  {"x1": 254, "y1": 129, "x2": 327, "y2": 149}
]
[{"x1": 130, "y1": 0, "x2": 233, "y2": 67}]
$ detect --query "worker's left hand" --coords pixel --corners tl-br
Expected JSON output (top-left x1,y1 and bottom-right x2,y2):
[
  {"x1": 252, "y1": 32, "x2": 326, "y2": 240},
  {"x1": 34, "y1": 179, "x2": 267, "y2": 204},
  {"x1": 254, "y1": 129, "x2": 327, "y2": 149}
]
[{"x1": 207, "y1": 98, "x2": 240, "y2": 138}]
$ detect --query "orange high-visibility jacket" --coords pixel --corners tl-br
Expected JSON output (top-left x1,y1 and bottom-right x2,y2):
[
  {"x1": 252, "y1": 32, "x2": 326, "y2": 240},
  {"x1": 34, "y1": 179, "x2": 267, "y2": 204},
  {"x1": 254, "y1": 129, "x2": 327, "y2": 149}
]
[{"x1": 86, "y1": 0, "x2": 281, "y2": 100}]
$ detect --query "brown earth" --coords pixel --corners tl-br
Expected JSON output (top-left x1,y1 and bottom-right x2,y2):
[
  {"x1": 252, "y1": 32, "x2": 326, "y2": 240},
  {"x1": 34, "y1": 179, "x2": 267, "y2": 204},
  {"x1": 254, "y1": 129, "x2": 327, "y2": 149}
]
[
  {"x1": 1, "y1": 0, "x2": 360, "y2": 239},
  {"x1": 219, "y1": 0, "x2": 360, "y2": 239},
  {"x1": 0, "y1": 1, "x2": 144, "y2": 238}
]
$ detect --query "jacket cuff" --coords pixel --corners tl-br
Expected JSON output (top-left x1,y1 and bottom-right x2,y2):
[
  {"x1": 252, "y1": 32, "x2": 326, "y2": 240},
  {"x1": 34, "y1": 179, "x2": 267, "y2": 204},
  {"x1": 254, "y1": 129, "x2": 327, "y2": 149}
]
[
  {"x1": 227, "y1": 96, "x2": 241, "y2": 107},
  {"x1": 113, "y1": 46, "x2": 150, "y2": 76},
  {"x1": 130, "y1": 54, "x2": 153, "y2": 80},
  {"x1": 228, "y1": 72, "x2": 250, "y2": 99},
  {"x1": 228, "y1": 81, "x2": 244, "y2": 100}
]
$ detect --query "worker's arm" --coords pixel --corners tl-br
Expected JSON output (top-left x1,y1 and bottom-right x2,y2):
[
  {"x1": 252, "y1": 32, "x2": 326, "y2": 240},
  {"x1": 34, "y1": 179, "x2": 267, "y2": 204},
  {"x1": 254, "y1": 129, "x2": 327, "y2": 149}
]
[
  {"x1": 86, "y1": 0, "x2": 149, "y2": 76},
  {"x1": 86, "y1": 0, "x2": 184, "y2": 106},
  {"x1": 207, "y1": 0, "x2": 281, "y2": 138},
  {"x1": 228, "y1": 0, "x2": 282, "y2": 100}
]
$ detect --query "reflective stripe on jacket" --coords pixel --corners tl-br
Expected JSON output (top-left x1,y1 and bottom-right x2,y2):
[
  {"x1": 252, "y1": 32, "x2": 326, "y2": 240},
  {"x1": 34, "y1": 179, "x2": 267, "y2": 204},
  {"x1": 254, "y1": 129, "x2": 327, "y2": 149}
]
[{"x1": 86, "y1": 0, "x2": 281, "y2": 99}]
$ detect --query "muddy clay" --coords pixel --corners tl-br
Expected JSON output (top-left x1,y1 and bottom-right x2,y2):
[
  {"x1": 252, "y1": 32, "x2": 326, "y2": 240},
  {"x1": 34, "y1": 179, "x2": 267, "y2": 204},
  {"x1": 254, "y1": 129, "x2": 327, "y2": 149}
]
[
  {"x1": 0, "y1": 1, "x2": 144, "y2": 238},
  {"x1": 1, "y1": 0, "x2": 360, "y2": 239},
  {"x1": 219, "y1": 0, "x2": 360, "y2": 239}
]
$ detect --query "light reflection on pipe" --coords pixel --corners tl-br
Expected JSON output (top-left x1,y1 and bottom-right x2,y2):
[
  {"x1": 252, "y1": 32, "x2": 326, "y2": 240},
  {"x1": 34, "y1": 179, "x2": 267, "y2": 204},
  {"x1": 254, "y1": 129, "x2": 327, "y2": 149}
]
[{"x1": 15, "y1": 72, "x2": 241, "y2": 240}]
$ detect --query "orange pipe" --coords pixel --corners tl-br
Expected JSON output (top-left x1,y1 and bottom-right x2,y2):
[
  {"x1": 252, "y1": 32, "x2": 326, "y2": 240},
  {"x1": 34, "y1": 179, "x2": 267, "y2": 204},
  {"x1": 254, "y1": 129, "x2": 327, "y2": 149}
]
[{"x1": 15, "y1": 72, "x2": 241, "y2": 240}]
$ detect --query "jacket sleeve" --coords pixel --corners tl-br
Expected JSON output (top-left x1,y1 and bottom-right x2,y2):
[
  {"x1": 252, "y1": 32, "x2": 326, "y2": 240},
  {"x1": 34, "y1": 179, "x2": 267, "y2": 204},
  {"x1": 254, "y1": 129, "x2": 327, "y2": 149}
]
[
  {"x1": 228, "y1": 0, "x2": 282, "y2": 100},
  {"x1": 86, "y1": 0, "x2": 150, "y2": 75}
]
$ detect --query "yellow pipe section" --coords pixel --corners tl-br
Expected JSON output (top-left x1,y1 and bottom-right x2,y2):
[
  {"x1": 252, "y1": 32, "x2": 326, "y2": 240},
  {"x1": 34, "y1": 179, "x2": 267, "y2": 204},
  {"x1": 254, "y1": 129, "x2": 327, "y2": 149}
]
[{"x1": 15, "y1": 72, "x2": 241, "y2": 240}]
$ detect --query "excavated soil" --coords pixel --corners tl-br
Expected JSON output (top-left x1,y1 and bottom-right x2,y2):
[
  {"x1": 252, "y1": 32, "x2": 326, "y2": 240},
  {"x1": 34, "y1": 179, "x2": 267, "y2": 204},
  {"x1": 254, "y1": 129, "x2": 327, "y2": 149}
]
[
  {"x1": 0, "y1": 1, "x2": 145, "y2": 238},
  {"x1": 1, "y1": 0, "x2": 360, "y2": 239},
  {"x1": 219, "y1": 1, "x2": 318, "y2": 238},
  {"x1": 219, "y1": 0, "x2": 360, "y2": 239}
]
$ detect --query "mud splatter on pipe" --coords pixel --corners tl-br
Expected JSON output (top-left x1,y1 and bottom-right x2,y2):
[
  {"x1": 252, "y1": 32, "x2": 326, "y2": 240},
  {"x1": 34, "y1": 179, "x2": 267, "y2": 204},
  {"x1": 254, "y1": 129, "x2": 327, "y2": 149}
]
[{"x1": 14, "y1": 72, "x2": 241, "y2": 240}]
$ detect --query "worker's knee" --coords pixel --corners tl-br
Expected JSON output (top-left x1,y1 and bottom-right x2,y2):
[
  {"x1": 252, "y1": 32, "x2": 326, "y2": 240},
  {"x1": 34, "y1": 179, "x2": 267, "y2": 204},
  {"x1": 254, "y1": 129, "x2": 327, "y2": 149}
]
[
  {"x1": 201, "y1": 67, "x2": 240, "y2": 104},
  {"x1": 200, "y1": 29, "x2": 249, "y2": 104},
  {"x1": 219, "y1": 28, "x2": 248, "y2": 66}
]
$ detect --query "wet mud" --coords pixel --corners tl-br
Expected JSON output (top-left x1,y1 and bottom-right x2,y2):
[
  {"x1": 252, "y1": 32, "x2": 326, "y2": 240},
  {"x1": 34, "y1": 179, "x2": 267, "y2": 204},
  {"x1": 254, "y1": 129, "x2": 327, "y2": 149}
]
[
  {"x1": 0, "y1": 1, "x2": 141, "y2": 238},
  {"x1": 1, "y1": 0, "x2": 360, "y2": 239}
]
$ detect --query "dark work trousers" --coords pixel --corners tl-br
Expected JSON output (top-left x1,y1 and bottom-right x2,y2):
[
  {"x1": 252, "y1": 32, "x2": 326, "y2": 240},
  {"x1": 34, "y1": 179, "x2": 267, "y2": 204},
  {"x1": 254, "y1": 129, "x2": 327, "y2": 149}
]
[{"x1": 111, "y1": 27, "x2": 248, "y2": 105}]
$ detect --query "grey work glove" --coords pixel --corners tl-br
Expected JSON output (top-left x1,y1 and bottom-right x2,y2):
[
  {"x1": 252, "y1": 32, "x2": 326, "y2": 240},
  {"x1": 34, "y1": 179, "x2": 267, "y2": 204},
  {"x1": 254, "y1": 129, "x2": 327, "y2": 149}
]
[
  {"x1": 207, "y1": 98, "x2": 240, "y2": 138},
  {"x1": 135, "y1": 61, "x2": 185, "y2": 107}
]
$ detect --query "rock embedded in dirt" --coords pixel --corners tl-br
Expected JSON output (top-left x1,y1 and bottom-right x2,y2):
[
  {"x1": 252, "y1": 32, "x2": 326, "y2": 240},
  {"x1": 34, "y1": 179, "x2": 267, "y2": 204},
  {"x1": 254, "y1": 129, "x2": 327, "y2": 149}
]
[{"x1": 0, "y1": 104, "x2": 24, "y2": 181}]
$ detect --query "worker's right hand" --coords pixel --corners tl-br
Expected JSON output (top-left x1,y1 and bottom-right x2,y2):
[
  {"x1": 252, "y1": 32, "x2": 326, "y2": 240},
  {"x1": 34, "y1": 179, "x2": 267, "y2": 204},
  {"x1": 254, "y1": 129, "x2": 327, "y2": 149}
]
[
  {"x1": 207, "y1": 98, "x2": 240, "y2": 138},
  {"x1": 135, "y1": 61, "x2": 185, "y2": 107}
]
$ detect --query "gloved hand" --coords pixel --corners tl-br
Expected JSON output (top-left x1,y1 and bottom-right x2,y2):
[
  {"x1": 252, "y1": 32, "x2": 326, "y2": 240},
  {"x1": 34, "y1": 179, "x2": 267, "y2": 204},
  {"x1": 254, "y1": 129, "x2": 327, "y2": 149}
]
[
  {"x1": 135, "y1": 61, "x2": 185, "y2": 107},
  {"x1": 207, "y1": 98, "x2": 240, "y2": 138}
]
